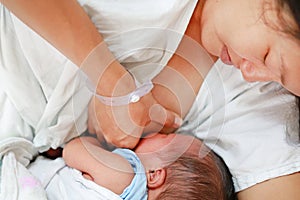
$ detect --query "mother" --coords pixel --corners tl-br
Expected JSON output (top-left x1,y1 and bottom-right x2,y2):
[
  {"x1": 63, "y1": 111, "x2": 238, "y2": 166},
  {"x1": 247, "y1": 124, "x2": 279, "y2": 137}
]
[{"x1": 1, "y1": 0, "x2": 300, "y2": 199}]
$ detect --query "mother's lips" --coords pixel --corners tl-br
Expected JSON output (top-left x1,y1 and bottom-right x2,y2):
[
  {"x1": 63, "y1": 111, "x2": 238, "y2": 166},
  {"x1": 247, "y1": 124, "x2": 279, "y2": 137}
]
[{"x1": 220, "y1": 46, "x2": 233, "y2": 65}]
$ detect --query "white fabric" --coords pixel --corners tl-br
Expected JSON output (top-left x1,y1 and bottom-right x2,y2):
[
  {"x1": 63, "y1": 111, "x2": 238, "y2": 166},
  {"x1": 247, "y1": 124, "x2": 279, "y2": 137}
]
[
  {"x1": 0, "y1": 4, "x2": 91, "y2": 152},
  {"x1": 177, "y1": 60, "x2": 300, "y2": 191},
  {"x1": 28, "y1": 149, "x2": 147, "y2": 200},
  {"x1": 0, "y1": 139, "x2": 46, "y2": 200},
  {"x1": 0, "y1": 0, "x2": 198, "y2": 149},
  {"x1": 78, "y1": 0, "x2": 300, "y2": 191},
  {"x1": 0, "y1": 1, "x2": 198, "y2": 199},
  {"x1": 0, "y1": 3, "x2": 91, "y2": 199},
  {"x1": 28, "y1": 157, "x2": 122, "y2": 200},
  {"x1": 77, "y1": 0, "x2": 198, "y2": 83},
  {"x1": 0, "y1": 0, "x2": 299, "y2": 196}
]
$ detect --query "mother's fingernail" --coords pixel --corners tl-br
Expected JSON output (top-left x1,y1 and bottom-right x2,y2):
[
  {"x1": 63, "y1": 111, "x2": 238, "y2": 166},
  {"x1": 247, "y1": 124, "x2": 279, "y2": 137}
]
[{"x1": 174, "y1": 117, "x2": 183, "y2": 128}]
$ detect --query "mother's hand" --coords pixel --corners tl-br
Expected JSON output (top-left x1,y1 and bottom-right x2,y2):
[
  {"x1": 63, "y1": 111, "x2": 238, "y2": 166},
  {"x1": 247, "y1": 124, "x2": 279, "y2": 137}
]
[{"x1": 87, "y1": 92, "x2": 181, "y2": 149}]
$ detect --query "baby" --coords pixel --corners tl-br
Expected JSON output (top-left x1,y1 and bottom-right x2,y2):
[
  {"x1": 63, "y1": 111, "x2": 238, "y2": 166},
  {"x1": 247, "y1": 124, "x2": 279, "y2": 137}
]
[{"x1": 63, "y1": 133, "x2": 236, "y2": 200}]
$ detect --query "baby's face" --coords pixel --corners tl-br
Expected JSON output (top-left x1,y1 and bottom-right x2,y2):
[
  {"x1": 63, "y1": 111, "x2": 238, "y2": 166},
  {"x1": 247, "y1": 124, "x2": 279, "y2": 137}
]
[
  {"x1": 135, "y1": 133, "x2": 202, "y2": 169},
  {"x1": 135, "y1": 133, "x2": 176, "y2": 153},
  {"x1": 135, "y1": 133, "x2": 198, "y2": 153}
]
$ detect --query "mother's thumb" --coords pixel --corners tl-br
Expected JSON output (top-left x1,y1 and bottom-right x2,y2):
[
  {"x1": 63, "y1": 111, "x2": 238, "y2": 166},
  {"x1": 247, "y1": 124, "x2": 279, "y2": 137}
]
[{"x1": 148, "y1": 104, "x2": 182, "y2": 128}]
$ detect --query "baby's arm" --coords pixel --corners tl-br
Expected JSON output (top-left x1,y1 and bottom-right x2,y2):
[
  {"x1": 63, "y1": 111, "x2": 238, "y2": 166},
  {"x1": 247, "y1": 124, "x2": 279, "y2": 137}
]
[{"x1": 63, "y1": 137, "x2": 134, "y2": 195}]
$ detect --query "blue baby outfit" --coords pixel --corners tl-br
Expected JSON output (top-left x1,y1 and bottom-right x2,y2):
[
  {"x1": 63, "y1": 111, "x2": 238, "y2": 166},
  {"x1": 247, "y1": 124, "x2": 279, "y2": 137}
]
[{"x1": 113, "y1": 149, "x2": 147, "y2": 200}]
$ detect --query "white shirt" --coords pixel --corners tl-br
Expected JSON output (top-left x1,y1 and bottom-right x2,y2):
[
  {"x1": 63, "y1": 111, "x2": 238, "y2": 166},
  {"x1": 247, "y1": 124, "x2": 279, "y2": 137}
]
[{"x1": 177, "y1": 60, "x2": 300, "y2": 191}]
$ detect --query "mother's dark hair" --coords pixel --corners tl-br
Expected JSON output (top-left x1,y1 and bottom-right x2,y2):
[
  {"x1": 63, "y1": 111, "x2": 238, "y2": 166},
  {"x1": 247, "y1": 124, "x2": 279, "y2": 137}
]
[
  {"x1": 274, "y1": 0, "x2": 300, "y2": 143},
  {"x1": 276, "y1": 0, "x2": 300, "y2": 39}
]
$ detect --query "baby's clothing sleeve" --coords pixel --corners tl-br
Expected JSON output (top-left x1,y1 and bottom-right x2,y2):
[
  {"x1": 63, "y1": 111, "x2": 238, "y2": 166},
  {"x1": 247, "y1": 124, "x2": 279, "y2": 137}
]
[{"x1": 113, "y1": 149, "x2": 148, "y2": 200}]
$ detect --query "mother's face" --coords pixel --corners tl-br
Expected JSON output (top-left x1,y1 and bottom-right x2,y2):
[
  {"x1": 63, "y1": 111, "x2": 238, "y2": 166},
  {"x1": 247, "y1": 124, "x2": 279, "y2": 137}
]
[{"x1": 201, "y1": 0, "x2": 300, "y2": 96}]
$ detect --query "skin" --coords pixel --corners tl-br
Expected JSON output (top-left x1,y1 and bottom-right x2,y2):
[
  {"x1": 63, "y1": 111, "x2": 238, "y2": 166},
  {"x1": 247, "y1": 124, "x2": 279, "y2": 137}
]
[
  {"x1": 237, "y1": 173, "x2": 300, "y2": 200},
  {"x1": 195, "y1": 0, "x2": 300, "y2": 199},
  {"x1": 154, "y1": 0, "x2": 300, "y2": 199},
  {"x1": 0, "y1": 0, "x2": 181, "y2": 148},
  {"x1": 134, "y1": 133, "x2": 199, "y2": 168},
  {"x1": 63, "y1": 134, "x2": 199, "y2": 200},
  {"x1": 200, "y1": 0, "x2": 300, "y2": 96},
  {"x1": 1, "y1": 0, "x2": 300, "y2": 199}
]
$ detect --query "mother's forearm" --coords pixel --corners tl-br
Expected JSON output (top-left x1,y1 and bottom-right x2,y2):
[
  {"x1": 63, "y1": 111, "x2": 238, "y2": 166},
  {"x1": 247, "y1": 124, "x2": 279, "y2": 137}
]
[
  {"x1": 1, "y1": 0, "x2": 98, "y2": 65},
  {"x1": 152, "y1": 5, "x2": 213, "y2": 119},
  {"x1": 1, "y1": 0, "x2": 136, "y2": 95}
]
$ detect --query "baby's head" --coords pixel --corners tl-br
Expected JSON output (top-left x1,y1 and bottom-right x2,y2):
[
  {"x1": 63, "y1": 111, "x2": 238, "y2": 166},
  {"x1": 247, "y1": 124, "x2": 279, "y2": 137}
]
[{"x1": 134, "y1": 133, "x2": 236, "y2": 200}]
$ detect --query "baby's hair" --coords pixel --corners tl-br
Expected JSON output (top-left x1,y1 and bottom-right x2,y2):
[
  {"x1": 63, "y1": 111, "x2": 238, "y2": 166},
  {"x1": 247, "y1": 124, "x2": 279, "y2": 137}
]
[{"x1": 156, "y1": 147, "x2": 237, "y2": 200}]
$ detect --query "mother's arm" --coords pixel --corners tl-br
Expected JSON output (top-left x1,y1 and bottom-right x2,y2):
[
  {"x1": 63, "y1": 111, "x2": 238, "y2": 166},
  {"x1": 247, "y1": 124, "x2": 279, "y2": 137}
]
[
  {"x1": 145, "y1": 0, "x2": 214, "y2": 134},
  {"x1": 2, "y1": 0, "x2": 102, "y2": 66},
  {"x1": 237, "y1": 173, "x2": 300, "y2": 200},
  {"x1": 2, "y1": 0, "x2": 137, "y2": 96},
  {"x1": 1, "y1": 0, "x2": 179, "y2": 147}
]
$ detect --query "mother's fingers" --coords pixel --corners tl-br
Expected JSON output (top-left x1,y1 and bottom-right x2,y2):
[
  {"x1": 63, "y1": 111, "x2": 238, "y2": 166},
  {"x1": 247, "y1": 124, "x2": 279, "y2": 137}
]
[
  {"x1": 89, "y1": 99, "x2": 145, "y2": 148},
  {"x1": 148, "y1": 103, "x2": 182, "y2": 129},
  {"x1": 87, "y1": 93, "x2": 182, "y2": 149}
]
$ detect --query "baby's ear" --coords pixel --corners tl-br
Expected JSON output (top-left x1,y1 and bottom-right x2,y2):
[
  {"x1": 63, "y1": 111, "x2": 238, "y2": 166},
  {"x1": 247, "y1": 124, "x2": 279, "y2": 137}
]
[{"x1": 146, "y1": 168, "x2": 166, "y2": 189}]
